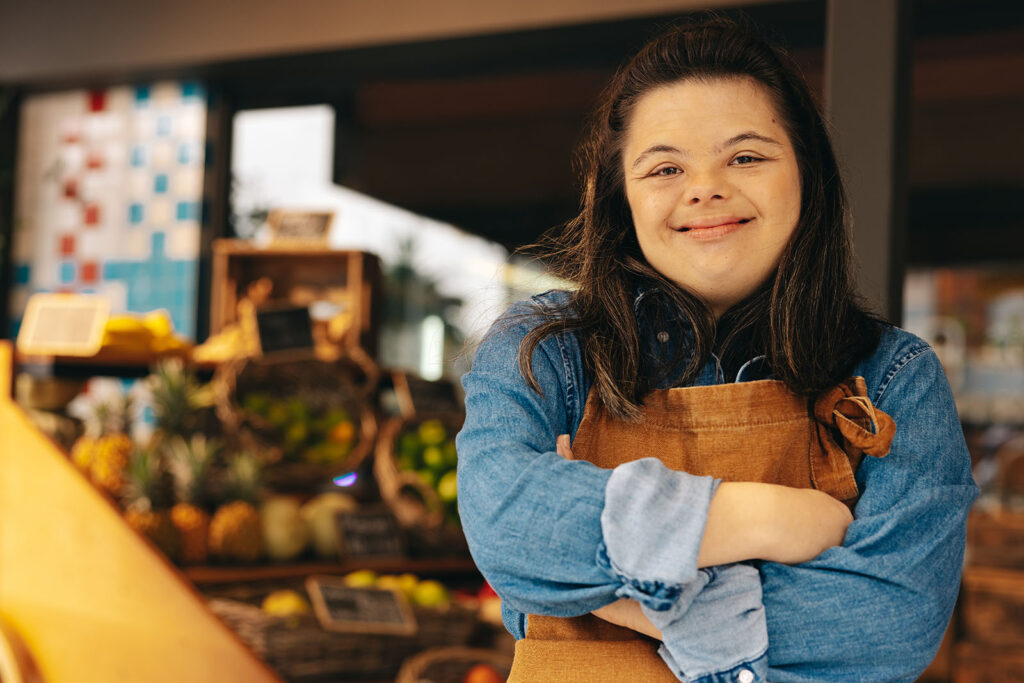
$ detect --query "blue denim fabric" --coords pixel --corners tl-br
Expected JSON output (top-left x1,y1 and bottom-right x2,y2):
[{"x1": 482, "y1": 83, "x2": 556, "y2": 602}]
[{"x1": 456, "y1": 289, "x2": 978, "y2": 682}]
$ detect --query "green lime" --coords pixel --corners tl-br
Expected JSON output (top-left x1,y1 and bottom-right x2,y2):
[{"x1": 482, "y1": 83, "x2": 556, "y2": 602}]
[
  {"x1": 437, "y1": 470, "x2": 457, "y2": 502},
  {"x1": 399, "y1": 432, "x2": 420, "y2": 455},
  {"x1": 423, "y1": 446, "x2": 444, "y2": 468},
  {"x1": 418, "y1": 420, "x2": 446, "y2": 446}
]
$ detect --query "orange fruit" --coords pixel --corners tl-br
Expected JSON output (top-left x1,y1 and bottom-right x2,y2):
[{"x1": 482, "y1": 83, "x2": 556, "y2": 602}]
[{"x1": 462, "y1": 663, "x2": 503, "y2": 683}]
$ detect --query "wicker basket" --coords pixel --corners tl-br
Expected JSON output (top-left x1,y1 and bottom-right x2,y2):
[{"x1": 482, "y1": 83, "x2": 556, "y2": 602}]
[
  {"x1": 395, "y1": 646, "x2": 513, "y2": 683},
  {"x1": 209, "y1": 596, "x2": 480, "y2": 682},
  {"x1": 214, "y1": 351, "x2": 378, "y2": 491},
  {"x1": 374, "y1": 413, "x2": 465, "y2": 541}
]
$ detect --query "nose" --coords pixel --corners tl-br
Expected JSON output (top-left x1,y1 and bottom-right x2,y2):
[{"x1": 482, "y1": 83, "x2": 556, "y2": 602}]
[{"x1": 685, "y1": 169, "x2": 729, "y2": 204}]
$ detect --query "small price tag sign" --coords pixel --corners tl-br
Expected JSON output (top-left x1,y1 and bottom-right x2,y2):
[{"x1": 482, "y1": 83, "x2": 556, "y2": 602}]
[
  {"x1": 267, "y1": 210, "x2": 333, "y2": 246},
  {"x1": 334, "y1": 508, "x2": 405, "y2": 561},
  {"x1": 306, "y1": 575, "x2": 417, "y2": 636},
  {"x1": 16, "y1": 293, "x2": 110, "y2": 357},
  {"x1": 254, "y1": 305, "x2": 315, "y2": 358}
]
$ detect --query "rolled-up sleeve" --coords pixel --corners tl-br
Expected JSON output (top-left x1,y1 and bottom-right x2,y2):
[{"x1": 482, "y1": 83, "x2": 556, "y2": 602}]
[{"x1": 457, "y1": 305, "x2": 718, "y2": 629}]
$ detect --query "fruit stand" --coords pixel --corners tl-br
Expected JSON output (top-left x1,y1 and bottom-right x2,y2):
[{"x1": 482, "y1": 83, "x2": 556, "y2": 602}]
[{"x1": 1, "y1": 246, "x2": 511, "y2": 682}]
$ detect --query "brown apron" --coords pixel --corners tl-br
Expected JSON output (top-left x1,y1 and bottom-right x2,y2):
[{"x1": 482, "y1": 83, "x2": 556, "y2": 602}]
[{"x1": 507, "y1": 377, "x2": 895, "y2": 682}]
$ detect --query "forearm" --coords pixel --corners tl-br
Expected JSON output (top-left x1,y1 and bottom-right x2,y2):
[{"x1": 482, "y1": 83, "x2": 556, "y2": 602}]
[
  {"x1": 699, "y1": 482, "x2": 852, "y2": 567},
  {"x1": 591, "y1": 598, "x2": 663, "y2": 640}
]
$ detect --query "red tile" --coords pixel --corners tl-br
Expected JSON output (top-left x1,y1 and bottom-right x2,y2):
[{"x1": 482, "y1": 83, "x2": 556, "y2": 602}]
[
  {"x1": 88, "y1": 90, "x2": 106, "y2": 113},
  {"x1": 62, "y1": 179, "x2": 78, "y2": 199},
  {"x1": 84, "y1": 204, "x2": 100, "y2": 226},
  {"x1": 86, "y1": 152, "x2": 104, "y2": 170},
  {"x1": 80, "y1": 261, "x2": 99, "y2": 284},
  {"x1": 59, "y1": 234, "x2": 75, "y2": 256}
]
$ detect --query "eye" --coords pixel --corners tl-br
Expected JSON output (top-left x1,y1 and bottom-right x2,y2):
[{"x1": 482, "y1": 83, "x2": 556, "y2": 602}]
[
  {"x1": 731, "y1": 155, "x2": 764, "y2": 166},
  {"x1": 650, "y1": 166, "x2": 682, "y2": 177}
]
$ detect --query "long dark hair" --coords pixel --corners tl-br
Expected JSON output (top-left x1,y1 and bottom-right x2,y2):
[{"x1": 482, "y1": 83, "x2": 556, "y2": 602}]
[{"x1": 517, "y1": 14, "x2": 883, "y2": 420}]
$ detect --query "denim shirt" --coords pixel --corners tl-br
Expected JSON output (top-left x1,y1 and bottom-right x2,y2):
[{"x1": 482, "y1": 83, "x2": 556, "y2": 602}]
[{"x1": 456, "y1": 289, "x2": 979, "y2": 682}]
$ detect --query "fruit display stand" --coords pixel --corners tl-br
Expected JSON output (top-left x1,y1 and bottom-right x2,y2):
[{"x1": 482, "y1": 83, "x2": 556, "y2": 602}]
[
  {"x1": 213, "y1": 353, "x2": 379, "y2": 493},
  {"x1": 0, "y1": 342, "x2": 280, "y2": 683}
]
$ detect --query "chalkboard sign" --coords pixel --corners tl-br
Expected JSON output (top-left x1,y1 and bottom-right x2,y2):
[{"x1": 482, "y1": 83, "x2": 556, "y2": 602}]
[
  {"x1": 267, "y1": 210, "x2": 333, "y2": 245},
  {"x1": 254, "y1": 305, "x2": 315, "y2": 357},
  {"x1": 306, "y1": 575, "x2": 418, "y2": 635},
  {"x1": 334, "y1": 508, "x2": 405, "y2": 560},
  {"x1": 392, "y1": 371, "x2": 462, "y2": 419}
]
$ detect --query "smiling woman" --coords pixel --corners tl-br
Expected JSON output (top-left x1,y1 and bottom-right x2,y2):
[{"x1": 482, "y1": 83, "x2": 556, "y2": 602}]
[{"x1": 456, "y1": 14, "x2": 978, "y2": 683}]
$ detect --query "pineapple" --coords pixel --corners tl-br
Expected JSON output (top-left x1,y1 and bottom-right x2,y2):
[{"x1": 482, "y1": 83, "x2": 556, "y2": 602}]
[
  {"x1": 70, "y1": 435, "x2": 97, "y2": 473},
  {"x1": 209, "y1": 452, "x2": 264, "y2": 563},
  {"x1": 71, "y1": 396, "x2": 134, "y2": 497},
  {"x1": 147, "y1": 359, "x2": 214, "y2": 442},
  {"x1": 123, "y1": 448, "x2": 179, "y2": 561},
  {"x1": 168, "y1": 435, "x2": 218, "y2": 565},
  {"x1": 91, "y1": 433, "x2": 134, "y2": 496}
]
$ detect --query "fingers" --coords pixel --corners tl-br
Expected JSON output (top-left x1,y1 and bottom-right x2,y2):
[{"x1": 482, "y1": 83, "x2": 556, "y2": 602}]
[{"x1": 556, "y1": 433, "x2": 574, "y2": 459}]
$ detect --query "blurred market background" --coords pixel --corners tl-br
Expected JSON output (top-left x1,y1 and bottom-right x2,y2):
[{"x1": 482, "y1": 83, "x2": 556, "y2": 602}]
[{"x1": 0, "y1": 0, "x2": 1022, "y2": 681}]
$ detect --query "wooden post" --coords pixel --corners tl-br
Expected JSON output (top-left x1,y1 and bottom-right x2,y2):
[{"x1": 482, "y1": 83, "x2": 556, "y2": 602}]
[{"x1": 825, "y1": 0, "x2": 912, "y2": 324}]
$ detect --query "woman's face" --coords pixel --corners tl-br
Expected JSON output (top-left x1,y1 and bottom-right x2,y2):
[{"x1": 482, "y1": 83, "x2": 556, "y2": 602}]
[{"x1": 622, "y1": 77, "x2": 802, "y2": 318}]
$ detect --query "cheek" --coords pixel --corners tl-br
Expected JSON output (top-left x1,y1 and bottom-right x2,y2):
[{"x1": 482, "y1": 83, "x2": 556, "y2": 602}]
[{"x1": 763, "y1": 168, "x2": 802, "y2": 234}]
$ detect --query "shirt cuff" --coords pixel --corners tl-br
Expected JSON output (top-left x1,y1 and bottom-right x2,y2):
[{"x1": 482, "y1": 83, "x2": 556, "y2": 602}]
[
  {"x1": 598, "y1": 457, "x2": 720, "y2": 611},
  {"x1": 641, "y1": 563, "x2": 769, "y2": 682}
]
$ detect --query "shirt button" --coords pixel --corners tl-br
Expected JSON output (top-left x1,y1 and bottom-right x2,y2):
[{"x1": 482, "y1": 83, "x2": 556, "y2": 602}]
[
  {"x1": 657, "y1": 331, "x2": 670, "y2": 343},
  {"x1": 737, "y1": 669, "x2": 754, "y2": 683}
]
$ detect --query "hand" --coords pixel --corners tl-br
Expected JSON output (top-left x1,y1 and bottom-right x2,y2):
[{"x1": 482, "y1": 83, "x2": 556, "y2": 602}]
[{"x1": 556, "y1": 434, "x2": 574, "y2": 459}]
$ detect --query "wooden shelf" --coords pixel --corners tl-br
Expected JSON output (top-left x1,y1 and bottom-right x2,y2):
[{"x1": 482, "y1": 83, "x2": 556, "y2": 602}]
[
  {"x1": 184, "y1": 556, "x2": 479, "y2": 585},
  {"x1": 16, "y1": 347, "x2": 212, "y2": 379}
]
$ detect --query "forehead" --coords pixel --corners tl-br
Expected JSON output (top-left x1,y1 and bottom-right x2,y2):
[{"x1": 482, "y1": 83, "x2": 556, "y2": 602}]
[{"x1": 624, "y1": 77, "x2": 791, "y2": 152}]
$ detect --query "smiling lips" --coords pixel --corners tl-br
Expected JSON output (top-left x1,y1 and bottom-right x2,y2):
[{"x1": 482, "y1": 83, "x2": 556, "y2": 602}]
[{"x1": 675, "y1": 216, "x2": 754, "y2": 239}]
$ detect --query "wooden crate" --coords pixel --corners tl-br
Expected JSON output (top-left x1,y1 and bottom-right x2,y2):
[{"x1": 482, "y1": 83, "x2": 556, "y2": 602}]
[
  {"x1": 953, "y1": 642, "x2": 1024, "y2": 683},
  {"x1": 210, "y1": 240, "x2": 381, "y2": 357},
  {"x1": 960, "y1": 566, "x2": 1024, "y2": 647},
  {"x1": 968, "y1": 509, "x2": 1024, "y2": 570}
]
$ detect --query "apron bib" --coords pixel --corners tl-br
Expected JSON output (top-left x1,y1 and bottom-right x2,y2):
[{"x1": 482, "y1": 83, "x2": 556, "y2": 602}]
[{"x1": 508, "y1": 376, "x2": 895, "y2": 682}]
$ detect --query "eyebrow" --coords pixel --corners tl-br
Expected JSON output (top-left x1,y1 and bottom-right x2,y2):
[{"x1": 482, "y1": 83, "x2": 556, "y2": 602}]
[{"x1": 630, "y1": 131, "x2": 784, "y2": 170}]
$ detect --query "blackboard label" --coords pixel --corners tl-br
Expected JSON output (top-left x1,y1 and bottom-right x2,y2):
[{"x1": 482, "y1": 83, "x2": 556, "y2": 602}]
[
  {"x1": 306, "y1": 575, "x2": 418, "y2": 635},
  {"x1": 254, "y1": 305, "x2": 315, "y2": 357},
  {"x1": 334, "y1": 508, "x2": 405, "y2": 560}
]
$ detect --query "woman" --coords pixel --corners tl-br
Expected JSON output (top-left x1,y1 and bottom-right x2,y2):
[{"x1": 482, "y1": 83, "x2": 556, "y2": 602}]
[{"x1": 456, "y1": 16, "x2": 977, "y2": 682}]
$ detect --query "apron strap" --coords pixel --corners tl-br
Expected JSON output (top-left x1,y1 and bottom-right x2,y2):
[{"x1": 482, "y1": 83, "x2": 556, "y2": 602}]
[{"x1": 812, "y1": 376, "x2": 896, "y2": 503}]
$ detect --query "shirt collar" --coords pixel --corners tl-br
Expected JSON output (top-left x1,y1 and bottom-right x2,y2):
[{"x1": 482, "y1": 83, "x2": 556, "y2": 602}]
[{"x1": 632, "y1": 279, "x2": 773, "y2": 383}]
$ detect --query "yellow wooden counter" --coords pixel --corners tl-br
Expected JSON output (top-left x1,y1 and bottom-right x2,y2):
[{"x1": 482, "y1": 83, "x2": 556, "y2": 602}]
[{"x1": 0, "y1": 341, "x2": 279, "y2": 683}]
